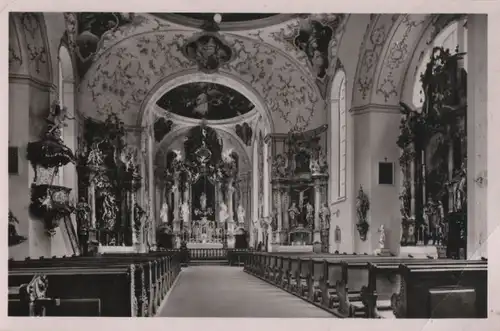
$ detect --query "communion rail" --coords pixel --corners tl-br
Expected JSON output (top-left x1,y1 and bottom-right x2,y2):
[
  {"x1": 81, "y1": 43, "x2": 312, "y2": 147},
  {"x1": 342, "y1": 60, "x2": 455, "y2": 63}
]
[{"x1": 159, "y1": 248, "x2": 253, "y2": 266}]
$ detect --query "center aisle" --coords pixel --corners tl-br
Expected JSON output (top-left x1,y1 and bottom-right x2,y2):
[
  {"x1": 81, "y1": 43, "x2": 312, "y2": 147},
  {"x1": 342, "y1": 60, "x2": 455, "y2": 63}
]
[{"x1": 158, "y1": 266, "x2": 334, "y2": 318}]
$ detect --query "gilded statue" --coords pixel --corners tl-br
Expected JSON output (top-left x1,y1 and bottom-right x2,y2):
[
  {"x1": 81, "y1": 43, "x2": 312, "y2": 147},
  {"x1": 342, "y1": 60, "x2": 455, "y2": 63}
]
[
  {"x1": 237, "y1": 205, "x2": 245, "y2": 225},
  {"x1": 180, "y1": 201, "x2": 190, "y2": 224},
  {"x1": 160, "y1": 202, "x2": 169, "y2": 224},
  {"x1": 319, "y1": 203, "x2": 330, "y2": 230},
  {"x1": 288, "y1": 202, "x2": 300, "y2": 226},
  {"x1": 378, "y1": 224, "x2": 386, "y2": 249},
  {"x1": 87, "y1": 142, "x2": 104, "y2": 167},
  {"x1": 199, "y1": 193, "x2": 207, "y2": 211},
  {"x1": 305, "y1": 202, "x2": 314, "y2": 226},
  {"x1": 219, "y1": 202, "x2": 229, "y2": 223},
  {"x1": 75, "y1": 198, "x2": 91, "y2": 231}
]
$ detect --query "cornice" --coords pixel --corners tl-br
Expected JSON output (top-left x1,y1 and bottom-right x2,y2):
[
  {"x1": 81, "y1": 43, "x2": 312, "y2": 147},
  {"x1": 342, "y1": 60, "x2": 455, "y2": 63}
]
[
  {"x1": 153, "y1": 104, "x2": 260, "y2": 127},
  {"x1": 349, "y1": 103, "x2": 401, "y2": 115},
  {"x1": 9, "y1": 74, "x2": 56, "y2": 91},
  {"x1": 150, "y1": 13, "x2": 298, "y2": 32}
]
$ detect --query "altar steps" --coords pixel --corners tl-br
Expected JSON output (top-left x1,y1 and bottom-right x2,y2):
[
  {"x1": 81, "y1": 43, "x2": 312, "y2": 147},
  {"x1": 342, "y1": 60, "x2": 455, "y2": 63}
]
[{"x1": 189, "y1": 260, "x2": 229, "y2": 266}]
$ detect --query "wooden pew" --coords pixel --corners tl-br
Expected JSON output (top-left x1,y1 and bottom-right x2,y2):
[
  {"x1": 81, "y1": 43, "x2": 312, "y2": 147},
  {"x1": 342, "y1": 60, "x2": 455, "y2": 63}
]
[
  {"x1": 391, "y1": 262, "x2": 487, "y2": 318},
  {"x1": 9, "y1": 252, "x2": 182, "y2": 317},
  {"x1": 8, "y1": 274, "x2": 64, "y2": 316},
  {"x1": 9, "y1": 265, "x2": 136, "y2": 316},
  {"x1": 11, "y1": 252, "x2": 181, "y2": 316},
  {"x1": 342, "y1": 259, "x2": 487, "y2": 318},
  {"x1": 10, "y1": 259, "x2": 150, "y2": 316}
]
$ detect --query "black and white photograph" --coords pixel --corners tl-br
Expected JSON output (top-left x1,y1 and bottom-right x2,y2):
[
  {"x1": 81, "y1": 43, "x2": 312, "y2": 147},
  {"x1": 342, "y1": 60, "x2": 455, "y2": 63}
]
[{"x1": 6, "y1": 8, "x2": 492, "y2": 322}]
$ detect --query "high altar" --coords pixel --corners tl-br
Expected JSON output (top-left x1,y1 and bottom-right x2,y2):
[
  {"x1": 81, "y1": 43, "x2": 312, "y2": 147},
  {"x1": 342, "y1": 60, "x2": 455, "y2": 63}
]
[
  {"x1": 266, "y1": 125, "x2": 330, "y2": 253},
  {"x1": 157, "y1": 125, "x2": 249, "y2": 249}
]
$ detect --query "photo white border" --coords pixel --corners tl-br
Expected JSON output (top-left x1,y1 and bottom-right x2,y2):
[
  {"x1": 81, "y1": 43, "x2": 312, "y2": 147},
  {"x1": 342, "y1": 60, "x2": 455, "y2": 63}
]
[{"x1": 1, "y1": 1, "x2": 500, "y2": 330}]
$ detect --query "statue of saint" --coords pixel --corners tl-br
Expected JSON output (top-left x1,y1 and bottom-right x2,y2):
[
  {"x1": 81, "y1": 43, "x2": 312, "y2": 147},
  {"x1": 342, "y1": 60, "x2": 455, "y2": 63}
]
[
  {"x1": 180, "y1": 201, "x2": 190, "y2": 224},
  {"x1": 75, "y1": 198, "x2": 91, "y2": 231},
  {"x1": 319, "y1": 203, "x2": 330, "y2": 230},
  {"x1": 200, "y1": 192, "x2": 207, "y2": 211},
  {"x1": 288, "y1": 202, "x2": 299, "y2": 226},
  {"x1": 219, "y1": 202, "x2": 229, "y2": 223},
  {"x1": 377, "y1": 224, "x2": 386, "y2": 250},
  {"x1": 309, "y1": 158, "x2": 321, "y2": 174},
  {"x1": 160, "y1": 202, "x2": 169, "y2": 224},
  {"x1": 237, "y1": 205, "x2": 245, "y2": 224},
  {"x1": 305, "y1": 202, "x2": 314, "y2": 226}
]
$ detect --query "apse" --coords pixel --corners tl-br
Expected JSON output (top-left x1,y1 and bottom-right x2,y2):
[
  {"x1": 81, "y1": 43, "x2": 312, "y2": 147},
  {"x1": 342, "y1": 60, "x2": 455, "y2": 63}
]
[{"x1": 156, "y1": 82, "x2": 255, "y2": 120}]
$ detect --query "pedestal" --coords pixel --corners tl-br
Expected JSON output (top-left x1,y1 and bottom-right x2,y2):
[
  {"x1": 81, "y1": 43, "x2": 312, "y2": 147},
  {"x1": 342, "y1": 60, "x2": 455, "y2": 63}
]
[
  {"x1": 374, "y1": 248, "x2": 392, "y2": 256},
  {"x1": 313, "y1": 241, "x2": 322, "y2": 253}
]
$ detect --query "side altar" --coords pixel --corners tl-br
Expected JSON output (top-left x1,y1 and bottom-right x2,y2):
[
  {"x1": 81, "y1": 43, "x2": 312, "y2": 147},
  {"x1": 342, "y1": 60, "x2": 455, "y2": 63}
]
[{"x1": 266, "y1": 125, "x2": 330, "y2": 253}]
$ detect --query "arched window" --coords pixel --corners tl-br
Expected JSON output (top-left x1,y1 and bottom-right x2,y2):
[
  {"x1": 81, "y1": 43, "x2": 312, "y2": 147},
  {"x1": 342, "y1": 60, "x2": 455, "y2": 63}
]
[
  {"x1": 412, "y1": 20, "x2": 468, "y2": 109},
  {"x1": 330, "y1": 69, "x2": 347, "y2": 200}
]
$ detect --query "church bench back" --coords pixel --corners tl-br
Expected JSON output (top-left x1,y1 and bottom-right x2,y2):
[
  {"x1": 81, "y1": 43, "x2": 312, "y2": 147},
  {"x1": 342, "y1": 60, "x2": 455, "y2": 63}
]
[
  {"x1": 394, "y1": 263, "x2": 487, "y2": 318},
  {"x1": 8, "y1": 254, "x2": 182, "y2": 317},
  {"x1": 9, "y1": 265, "x2": 136, "y2": 317}
]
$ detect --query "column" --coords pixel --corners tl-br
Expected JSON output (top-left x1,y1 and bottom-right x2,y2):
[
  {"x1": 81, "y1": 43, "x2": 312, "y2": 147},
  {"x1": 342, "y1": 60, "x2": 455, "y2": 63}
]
[
  {"x1": 282, "y1": 190, "x2": 289, "y2": 244},
  {"x1": 276, "y1": 189, "x2": 283, "y2": 244},
  {"x1": 89, "y1": 182, "x2": 96, "y2": 229},
  {"x1": 466, "y1": 14, "x2": 487, "y2": 259},
  {"x1": 263, "y1": 142, "x2": 270, "y2": 218},
  {"x1": 313, "y1": 181, "x2": 321, "y2": 252},
  {"x1": 173, "y1": 174, "x2": 180, "y2": 248},
  {"x1": 148, "y1": 132, "x2": 156, "y2": 250}
]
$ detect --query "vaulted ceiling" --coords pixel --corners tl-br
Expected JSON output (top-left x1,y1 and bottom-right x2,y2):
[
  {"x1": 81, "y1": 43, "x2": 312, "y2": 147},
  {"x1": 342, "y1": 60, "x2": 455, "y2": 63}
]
[{"x1": 74, "y1": 13, "x2": 348, "y2": 132}]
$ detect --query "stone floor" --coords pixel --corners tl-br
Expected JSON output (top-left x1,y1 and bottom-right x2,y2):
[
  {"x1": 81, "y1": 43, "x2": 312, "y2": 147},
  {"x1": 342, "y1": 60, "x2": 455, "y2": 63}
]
[{"x1": 158, "y1": 266, "x2": 334, "y2": 318}]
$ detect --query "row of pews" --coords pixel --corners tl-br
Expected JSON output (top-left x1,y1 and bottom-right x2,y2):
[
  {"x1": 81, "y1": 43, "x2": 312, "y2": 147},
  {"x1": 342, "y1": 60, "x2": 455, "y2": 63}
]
[
  {"x1": 8, "y1": 251, "x2": 182, "y2": 317},
  {"x1": 244, "y1": 252, "x2": 487, "y2": 318}
]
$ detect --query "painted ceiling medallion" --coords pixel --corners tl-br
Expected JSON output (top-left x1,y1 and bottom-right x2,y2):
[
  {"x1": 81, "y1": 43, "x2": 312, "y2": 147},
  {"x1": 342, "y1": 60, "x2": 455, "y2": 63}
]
[
  {"x1": 182, "y1": 32, "x2": 234, "y2": 73},
  {"x1": 157, "y1": 82, "x2": 255, "y2": 121}
]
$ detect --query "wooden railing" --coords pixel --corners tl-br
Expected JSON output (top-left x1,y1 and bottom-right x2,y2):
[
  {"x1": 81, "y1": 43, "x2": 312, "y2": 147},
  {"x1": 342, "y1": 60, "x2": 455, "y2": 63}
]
[
  {"x1": 158, "y1": 248, "x2": 253, "y2": 266},
  {"x1": 244, "y1": 252, "x2": 487, "y2": 318}
]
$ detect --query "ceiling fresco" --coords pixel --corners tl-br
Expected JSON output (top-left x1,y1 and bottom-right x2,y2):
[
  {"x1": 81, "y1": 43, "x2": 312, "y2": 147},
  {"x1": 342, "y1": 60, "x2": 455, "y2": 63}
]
[{"x1": 156, "y1": 82, "x2": 255, "y2": 120}]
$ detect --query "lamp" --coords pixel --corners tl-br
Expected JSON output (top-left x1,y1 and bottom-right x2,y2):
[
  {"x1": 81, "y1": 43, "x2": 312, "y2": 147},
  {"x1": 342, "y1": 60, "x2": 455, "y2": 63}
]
[{"x1": 213, "y1": 13, "x2": 222, "y2": 24}]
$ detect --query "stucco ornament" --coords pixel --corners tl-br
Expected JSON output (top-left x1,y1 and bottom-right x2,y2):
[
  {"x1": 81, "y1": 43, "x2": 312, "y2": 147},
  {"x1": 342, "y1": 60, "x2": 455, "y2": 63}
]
[
  {"x1": 80, "y1": 30, "x2": 324, "y2": 132},
  {"x1": 181, "y1": 32, "x2": 234, "y2": 73}
]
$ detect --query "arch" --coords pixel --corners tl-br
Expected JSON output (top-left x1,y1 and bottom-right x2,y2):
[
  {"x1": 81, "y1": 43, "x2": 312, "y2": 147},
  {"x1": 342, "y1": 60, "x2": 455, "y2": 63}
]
[
  {"x1": 139, "y1": 70, "x2": 274, "y2": 135},
  {"x1": 330, "y1": 68, "x2": 347, "y2": 200}
]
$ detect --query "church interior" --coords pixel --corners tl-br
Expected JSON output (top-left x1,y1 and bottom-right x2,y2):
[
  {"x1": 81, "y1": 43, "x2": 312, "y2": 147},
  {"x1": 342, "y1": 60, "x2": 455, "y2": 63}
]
[{"x1": 8, "y1": 12, "x2": 488, "y2": 318}]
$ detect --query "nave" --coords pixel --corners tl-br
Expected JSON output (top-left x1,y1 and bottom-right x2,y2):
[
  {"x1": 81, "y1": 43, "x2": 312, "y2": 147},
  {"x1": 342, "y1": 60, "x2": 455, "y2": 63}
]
[
  {"x1": 8, "y1": 248, "x2": 487, "y2": 318},
  {"x1": 158, "y1": 266, "x2": 332, "y2": 317}
]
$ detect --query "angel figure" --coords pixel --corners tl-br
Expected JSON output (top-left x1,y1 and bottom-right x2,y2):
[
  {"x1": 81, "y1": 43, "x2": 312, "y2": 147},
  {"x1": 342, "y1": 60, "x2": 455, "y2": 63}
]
[
  {"x1": 47, "y1": 101, "x2": 74, "y2": 137},
  {"x1": 87, "y1": 142, "x2": 104, "y2": 167}
]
